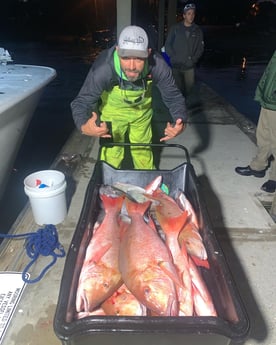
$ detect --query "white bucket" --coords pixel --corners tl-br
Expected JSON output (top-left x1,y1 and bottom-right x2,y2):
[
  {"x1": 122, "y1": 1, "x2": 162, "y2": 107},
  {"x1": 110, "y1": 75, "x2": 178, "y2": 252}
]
[{"x1": 24, "y1": 170, "x2": 67, "y2": 225}]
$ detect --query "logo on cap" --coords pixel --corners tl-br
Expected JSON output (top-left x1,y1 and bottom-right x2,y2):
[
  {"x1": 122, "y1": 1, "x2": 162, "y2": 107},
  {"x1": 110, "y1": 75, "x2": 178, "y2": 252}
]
[{"x1": 117, "y1": 26, "x2": 149, "y2": 58}]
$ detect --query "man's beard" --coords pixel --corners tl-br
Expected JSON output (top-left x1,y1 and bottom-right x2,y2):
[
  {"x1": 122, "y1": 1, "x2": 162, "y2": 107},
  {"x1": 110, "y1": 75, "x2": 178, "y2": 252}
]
[
  {"x1": 127, "y1": 76, "x2": 139, "y2": 82},
  {"x1": 124, "y1": 69, "x2": 141, "y2": 82}
]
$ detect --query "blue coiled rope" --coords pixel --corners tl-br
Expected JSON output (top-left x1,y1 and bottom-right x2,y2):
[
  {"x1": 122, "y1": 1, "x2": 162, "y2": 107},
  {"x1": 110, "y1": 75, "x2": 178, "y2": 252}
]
[{"x1": 0, "y1": 224, "x2": 66, "y2": 284}]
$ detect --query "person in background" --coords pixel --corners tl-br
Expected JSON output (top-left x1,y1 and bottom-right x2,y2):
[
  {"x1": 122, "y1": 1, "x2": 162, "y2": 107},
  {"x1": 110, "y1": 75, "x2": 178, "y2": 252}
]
[
  {"x1": 235, "y1": 50, "x2": 276, "y2": 193},
  {"x1": 164, "y1": 3, "x2": 204, "y2": 100},
  {"x1": 71, "y1": 25, "x2": 187, "y2": 170}
]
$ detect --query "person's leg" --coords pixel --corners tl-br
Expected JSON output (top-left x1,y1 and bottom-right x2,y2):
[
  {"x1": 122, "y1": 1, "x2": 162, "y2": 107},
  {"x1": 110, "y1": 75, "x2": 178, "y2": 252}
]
[
  {"x1": 129, "y1": 115, "x2": 155, "y2": 170},
  {"x1": 250, "y1": 107, "x2": 272, "y2": 171},
  {"x1": 172, "y1": 68, "x2": 184, "y2": 94},
  {"x1": 235, "y1": 107, "x2": 268, "y2": 177},
  {"x1": 260, "y1": 108, "x2": 276, "y2": 192},
  {"x1": 100, "y1": 121, "x2": 128, "y2": 168},
  {"x1": 266, "y1": 109, "x2": 276, "y2": 181},
  {"x1": 183, "y1": 68, "x2": 195, "y2": 96}
]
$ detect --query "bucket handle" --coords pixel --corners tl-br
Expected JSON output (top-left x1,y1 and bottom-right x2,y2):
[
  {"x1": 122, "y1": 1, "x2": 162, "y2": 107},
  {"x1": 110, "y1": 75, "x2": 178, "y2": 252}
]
[{"x1": 99, "y1": 142, "x2": 191, "y2": 165}]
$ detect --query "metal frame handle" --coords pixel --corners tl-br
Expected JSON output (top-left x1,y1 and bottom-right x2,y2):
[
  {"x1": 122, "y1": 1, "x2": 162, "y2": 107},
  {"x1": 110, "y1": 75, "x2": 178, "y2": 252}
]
[{"x1": 100, "y1": 142, "x2": 191, "y2": 165}]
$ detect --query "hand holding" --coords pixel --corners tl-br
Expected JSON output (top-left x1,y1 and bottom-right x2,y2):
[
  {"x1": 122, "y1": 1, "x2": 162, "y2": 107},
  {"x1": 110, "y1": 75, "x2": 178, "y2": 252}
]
[{"x1": 81, "y1": 112, "x2": 112, "y2": 138}]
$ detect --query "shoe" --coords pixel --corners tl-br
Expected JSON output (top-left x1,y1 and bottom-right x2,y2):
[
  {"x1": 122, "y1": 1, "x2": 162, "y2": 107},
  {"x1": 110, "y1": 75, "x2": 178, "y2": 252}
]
[
  {"x1": 235, "y1": 165, "x2": 266, "y2": 178},
  {"x1": 261, "y1": 180, "x2": 276, "y2": 193}
]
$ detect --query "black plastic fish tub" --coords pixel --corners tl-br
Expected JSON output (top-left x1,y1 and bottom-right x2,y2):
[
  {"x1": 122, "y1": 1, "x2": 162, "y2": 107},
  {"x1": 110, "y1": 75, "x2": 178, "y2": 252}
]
[{"x1": 54, "y1": 144, "x2": 250, "y2": 345}]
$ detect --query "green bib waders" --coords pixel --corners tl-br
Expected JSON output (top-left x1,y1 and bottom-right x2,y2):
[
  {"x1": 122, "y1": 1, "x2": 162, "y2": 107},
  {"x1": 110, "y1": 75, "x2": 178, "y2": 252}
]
[{"x1": 99, "y1": 82, "x2": 155, "y2": 169}]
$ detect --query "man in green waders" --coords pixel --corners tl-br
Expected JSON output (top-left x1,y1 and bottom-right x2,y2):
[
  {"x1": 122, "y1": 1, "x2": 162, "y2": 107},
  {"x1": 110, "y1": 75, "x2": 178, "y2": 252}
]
[{"x1": 71, "y1": 25, "x2": 187, "y2": 169}]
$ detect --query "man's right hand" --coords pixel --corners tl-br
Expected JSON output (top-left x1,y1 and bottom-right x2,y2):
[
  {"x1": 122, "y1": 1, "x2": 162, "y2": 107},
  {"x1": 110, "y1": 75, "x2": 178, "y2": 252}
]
[{"x1": 81, "y1": 112, "x2": 112, "y2": 138}]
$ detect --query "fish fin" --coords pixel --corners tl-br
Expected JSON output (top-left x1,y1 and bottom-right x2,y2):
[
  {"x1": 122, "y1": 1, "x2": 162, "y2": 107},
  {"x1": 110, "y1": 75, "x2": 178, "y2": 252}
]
[
  {"x1": 158, "y1": 261, "x2": 183, "y2": 288},
  {"x1": 180, "y1": 239, "x2": 189, "y2": 257},
  {"x1": 178, "y1": 223, "x2": 208, "y2": 260},
  {"x1": 118, "y1": 214, "x2": 131, "y2": 238},
  {"x1": 87, "y1": 243, "x2": 112, "y2": 264},
  {"x1": 180, "y1": 237, "x2": 208, "y2": 260},
  {"x1": 144, "y1": 175, "x2": 162, "y2": 194},
  {"x1": 175, "y1": 190, "x2": 200, "y2": 229},
  {"x1": 147, "y1": 215, "x2": 158, "y2": 232},
  {"x1": 92, "y1": 221, "x2": 101, "y2": 235},
  {"x1": 192, "y1": 281, "x2": 217, "y2": 316},
  {"x1": 179, "y1": 219, "x2": 201, "y2": 240},
  {"x1": 189, "y1": 256, "x2": 214, "y2": 304},
  {"x1": 191, "y1": 255, "x2": 210, "y2": 269},
  {"x1": 75, "y1": 287, "x2": 84, "y2": 312}
]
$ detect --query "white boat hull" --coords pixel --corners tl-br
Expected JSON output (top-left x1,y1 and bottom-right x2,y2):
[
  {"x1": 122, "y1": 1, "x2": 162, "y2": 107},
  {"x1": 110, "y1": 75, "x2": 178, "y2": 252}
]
[{"x1": 0, "y1": 64, "x2": 56, "y2": 199}]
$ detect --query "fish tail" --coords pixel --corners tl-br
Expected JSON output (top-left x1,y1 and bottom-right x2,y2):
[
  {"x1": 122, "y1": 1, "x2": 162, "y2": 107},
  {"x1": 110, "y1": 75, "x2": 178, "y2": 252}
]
[
  {"x1": 158, "y1": 211, "x2": 188, "y2": 235},
  {"x1": 125, "y1": 198, "x2": 151, "y2": 216},
  {"x1": 101, "y1": 193, "x2": 124, "y2": 211},
  {"x1": 144, "y1": 175, "x2": 162, "y2": 194}
]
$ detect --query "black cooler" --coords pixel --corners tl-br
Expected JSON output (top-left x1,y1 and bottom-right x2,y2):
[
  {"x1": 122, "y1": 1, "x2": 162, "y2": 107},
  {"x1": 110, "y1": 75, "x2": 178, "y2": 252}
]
[{"x1": 54, "y1": 144, "x2": 250, "y2": 345}]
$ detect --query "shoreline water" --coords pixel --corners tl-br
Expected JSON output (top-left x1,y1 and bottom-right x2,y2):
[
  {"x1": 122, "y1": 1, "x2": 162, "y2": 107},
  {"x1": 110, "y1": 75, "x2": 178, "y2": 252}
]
[{"x1": 0, "y1": 41, "x2": 93, "y2": 234}]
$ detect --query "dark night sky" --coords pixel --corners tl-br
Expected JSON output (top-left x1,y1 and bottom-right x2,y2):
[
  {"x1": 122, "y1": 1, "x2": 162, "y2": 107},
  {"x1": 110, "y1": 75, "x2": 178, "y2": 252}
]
[
  {"x1": 0, "y1": 0, "x2": 275, "y2": 41},
  {"x1": 0, "y1": 0, "x2": 117, "y2": 40}
]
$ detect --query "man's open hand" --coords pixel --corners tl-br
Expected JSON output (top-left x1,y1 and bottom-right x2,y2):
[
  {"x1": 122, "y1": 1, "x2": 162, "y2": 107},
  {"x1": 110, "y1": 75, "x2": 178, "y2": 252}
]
[
  {"x1": 81, "y1": 112, "x2": 112, "y2": 138},
  {"x1": 160, "y1": 118, "x2": 185, "y2": 142}
]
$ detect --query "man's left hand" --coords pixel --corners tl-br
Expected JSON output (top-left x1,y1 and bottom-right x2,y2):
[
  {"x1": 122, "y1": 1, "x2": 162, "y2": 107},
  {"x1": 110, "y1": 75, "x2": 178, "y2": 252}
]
[{"x1": 160, "y1": 119, "x2": 185, "y2": 142}]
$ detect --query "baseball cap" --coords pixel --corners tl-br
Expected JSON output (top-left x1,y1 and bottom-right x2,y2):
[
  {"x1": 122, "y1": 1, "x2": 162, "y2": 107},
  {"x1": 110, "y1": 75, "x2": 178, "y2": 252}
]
[
  {"x1": 183, "y1": 3, "x2": 196, "y2": 12},
  {"x1": 117, "y1": 25, "x2": 149, "y2": 58}
]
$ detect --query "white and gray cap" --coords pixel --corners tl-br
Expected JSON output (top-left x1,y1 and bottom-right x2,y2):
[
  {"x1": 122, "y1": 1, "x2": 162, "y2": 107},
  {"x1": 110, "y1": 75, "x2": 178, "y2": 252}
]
[
  {"x1": 117, "y1": 25, "x2": 149, "y2": 58},
  {"x1": 183, "y1": 3, "x2": 196, "y2": 12}
]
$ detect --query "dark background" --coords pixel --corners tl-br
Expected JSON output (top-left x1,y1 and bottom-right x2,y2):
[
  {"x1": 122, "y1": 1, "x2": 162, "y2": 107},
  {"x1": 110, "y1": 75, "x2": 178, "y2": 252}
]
[{"x1": 0, "y1": 0, "x2": 276, "y2": 41}]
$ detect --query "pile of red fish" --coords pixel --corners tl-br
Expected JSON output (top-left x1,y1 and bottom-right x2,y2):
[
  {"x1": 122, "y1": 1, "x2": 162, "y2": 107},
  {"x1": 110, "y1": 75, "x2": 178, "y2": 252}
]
[{"x1": 75, "y1": 176, "x2": 217, "y2": 318}]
